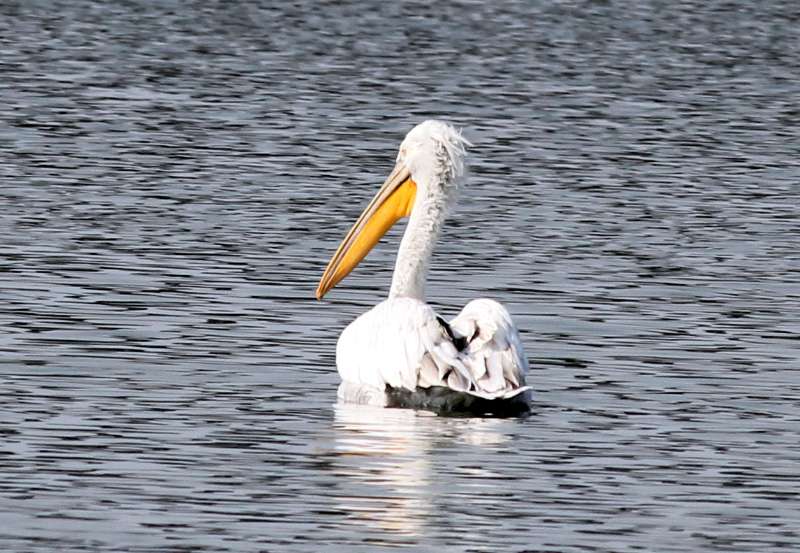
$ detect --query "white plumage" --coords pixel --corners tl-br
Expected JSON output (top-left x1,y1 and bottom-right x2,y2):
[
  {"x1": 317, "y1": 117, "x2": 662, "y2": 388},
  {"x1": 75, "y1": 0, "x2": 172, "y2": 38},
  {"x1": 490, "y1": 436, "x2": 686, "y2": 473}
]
[
  {"x1": 337, "y1": 297, "x2": 529, "y2": 405},
  {"x1": 317, "y1": 120, "x2": 531, "y2": 411}
]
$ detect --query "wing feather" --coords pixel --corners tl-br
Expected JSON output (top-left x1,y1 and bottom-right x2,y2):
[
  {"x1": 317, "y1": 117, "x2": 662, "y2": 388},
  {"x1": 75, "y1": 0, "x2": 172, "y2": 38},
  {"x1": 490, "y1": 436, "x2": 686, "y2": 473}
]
[
  {"x1": 418, "y1": 354, "x2": 440, "y2": 388},
  {"x1": 449, "y1": 298, "x2": 530, "y2": 399}
]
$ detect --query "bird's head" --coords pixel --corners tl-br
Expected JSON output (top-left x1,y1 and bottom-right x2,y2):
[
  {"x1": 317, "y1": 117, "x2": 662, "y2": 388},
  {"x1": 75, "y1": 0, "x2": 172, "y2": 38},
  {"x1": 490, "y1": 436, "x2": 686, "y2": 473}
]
[{"x1": 396, "y1": 120, "x2": 470, "y2": 191}]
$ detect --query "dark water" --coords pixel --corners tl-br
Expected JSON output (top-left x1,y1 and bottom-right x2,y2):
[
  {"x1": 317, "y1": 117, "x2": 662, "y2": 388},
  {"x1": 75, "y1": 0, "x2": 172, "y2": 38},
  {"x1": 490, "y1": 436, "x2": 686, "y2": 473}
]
[{"x1": 2, "y1": 1, "x2": 799, "y2": 551}]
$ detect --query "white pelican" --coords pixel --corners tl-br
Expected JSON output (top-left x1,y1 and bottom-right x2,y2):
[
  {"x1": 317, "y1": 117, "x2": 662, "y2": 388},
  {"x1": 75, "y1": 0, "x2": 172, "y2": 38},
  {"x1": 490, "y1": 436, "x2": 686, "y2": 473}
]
[{"x1": 316, "y1": 120, "x2": 531, "y2": 414}]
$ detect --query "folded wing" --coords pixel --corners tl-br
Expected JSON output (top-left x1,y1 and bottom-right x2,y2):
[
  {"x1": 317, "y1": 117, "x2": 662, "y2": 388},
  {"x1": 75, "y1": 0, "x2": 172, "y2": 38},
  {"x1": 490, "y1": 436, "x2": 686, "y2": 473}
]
[
  {"x1": 447, "y1": 298, "x2": 530, "y2": 399},
  {"x1": 336, "y1": 297, "x2": 530, "y2": 403}
]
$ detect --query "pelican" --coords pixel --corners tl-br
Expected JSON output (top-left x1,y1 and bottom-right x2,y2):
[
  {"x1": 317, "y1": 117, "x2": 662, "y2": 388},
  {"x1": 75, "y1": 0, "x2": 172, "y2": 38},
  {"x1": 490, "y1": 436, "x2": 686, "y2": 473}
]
[{"x1": 316, "y1": 120, "x2": 531, "y2": 414}]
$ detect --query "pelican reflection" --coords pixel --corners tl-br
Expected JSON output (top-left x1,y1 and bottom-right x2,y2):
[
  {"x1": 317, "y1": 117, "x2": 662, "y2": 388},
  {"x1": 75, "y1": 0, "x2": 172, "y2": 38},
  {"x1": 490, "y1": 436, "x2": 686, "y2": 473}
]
[{"x1": 329, "y1": 403, "x2": 513, "y2": 537}]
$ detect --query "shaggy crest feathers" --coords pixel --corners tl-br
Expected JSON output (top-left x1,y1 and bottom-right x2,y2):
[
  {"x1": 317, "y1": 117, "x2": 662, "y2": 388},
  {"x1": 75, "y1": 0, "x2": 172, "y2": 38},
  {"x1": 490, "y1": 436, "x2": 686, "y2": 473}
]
[{"x1": 399, "y1": 120, "x2": 471, "y2": 184}]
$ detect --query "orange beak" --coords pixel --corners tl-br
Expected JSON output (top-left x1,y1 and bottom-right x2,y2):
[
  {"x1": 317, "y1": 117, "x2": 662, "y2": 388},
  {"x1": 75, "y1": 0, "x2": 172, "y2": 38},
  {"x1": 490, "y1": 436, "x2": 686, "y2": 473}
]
[{"x1": 316, "y1": 163, "x2": 417, "y2": 299}]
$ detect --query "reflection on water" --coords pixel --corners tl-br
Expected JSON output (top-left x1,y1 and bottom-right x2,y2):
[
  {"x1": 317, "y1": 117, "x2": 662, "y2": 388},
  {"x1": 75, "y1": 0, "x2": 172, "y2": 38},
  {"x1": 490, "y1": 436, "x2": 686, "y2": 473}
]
[
  {"x1": 332, "y1": 405, "x2": 433, "y2": 537},
  {"x1": 331, "y1": 404, "x2": 512, "y2": 539}
]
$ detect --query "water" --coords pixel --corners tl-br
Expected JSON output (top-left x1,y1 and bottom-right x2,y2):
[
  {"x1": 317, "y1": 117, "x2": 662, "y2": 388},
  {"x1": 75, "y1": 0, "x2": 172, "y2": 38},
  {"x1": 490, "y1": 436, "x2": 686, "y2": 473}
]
[{"x1": 2, "y1": 1, "x2": 799, "y2": 551}]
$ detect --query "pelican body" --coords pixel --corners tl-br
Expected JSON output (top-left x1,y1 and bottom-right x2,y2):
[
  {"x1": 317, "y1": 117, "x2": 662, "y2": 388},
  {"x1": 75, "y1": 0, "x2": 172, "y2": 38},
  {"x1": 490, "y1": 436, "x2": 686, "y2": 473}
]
[{"x1": 317, "y1": 120, "x2": 531, "y2": 414}]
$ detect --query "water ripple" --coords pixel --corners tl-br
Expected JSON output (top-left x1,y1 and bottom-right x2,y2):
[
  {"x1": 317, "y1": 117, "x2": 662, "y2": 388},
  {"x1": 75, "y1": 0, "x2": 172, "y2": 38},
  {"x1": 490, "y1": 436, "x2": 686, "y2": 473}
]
[{"x1": 2, "y1": 1, "x2": 799, "y2": 551}]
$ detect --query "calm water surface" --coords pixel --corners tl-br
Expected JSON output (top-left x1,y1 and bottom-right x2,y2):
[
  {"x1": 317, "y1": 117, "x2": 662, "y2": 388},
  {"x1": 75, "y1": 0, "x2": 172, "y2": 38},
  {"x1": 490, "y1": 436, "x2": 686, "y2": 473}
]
[{"x1": 2, "y1": 1, "x2": 799, "y2": 551}]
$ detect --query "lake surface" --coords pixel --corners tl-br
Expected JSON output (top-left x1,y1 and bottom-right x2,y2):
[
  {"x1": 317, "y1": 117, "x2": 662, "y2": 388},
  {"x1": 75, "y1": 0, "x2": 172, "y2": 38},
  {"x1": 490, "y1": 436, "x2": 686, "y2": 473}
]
[{"x1": 2, "y1": 1, "x2": 799, "y2": 551}]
